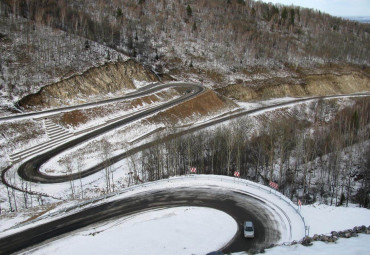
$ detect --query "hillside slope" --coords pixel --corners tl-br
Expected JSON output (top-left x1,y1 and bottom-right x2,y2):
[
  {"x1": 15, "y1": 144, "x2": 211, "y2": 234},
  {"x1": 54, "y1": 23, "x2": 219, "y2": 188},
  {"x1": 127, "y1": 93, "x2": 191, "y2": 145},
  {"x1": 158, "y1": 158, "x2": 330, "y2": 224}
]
[
  {"x1": 3, "y1": 0, "x2": 369, "y2": 72},
  {"x1": 217, "y1": 70, "x2": 370, "y2": 101},
  {"x1": 18, "y1": 60, "x2": 159, "y2": 110},
  {"x1": 0, "y1": 11, "x2": 127, "y2": 106}
]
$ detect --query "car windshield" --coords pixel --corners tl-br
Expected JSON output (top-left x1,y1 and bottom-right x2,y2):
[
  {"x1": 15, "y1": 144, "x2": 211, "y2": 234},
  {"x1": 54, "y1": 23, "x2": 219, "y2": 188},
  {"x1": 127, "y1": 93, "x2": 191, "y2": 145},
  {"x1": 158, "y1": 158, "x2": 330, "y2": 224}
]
[{"x1": 245, "y1": 227, "x2": 253, "y2": 231}]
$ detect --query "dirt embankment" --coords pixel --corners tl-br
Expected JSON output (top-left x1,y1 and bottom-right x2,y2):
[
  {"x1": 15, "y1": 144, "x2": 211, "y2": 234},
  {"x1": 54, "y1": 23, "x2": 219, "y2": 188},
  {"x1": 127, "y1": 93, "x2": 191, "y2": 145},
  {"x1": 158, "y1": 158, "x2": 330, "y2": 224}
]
[
  {"x1": 18, "y1": 60, "x2": 159, "y2": 110},
  {"x1": 217, "y1": 71, "x2": 370, "y2": 101},
  {"x1": 150, "y1": 89, "x2": 237, "y2": 125},
  {"x1": 57, "y1": 89, "x2": 181, "y2": 128}
]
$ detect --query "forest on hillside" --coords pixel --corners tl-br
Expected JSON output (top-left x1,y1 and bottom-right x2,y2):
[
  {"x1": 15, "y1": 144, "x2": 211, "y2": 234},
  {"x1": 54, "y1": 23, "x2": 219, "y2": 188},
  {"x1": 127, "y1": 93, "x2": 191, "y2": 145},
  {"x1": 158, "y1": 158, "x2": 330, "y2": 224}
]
[
  {"x1": 137, "y1": 98, "x2": 370, "y2": 208},
  {"x1": 3, "y1": 0, "x2": 370, "y2": 74},
  {"x1": 0, "y1": 1, "x2": 125, "y2": 106}
]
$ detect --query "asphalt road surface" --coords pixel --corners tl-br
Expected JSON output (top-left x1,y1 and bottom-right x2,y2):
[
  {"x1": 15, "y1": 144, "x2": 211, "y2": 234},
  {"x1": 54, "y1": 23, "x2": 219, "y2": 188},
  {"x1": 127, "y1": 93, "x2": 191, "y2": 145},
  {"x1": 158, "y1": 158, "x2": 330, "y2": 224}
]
[{"x1": 0, "y1": 187, "x2": 282, "y2": 255}]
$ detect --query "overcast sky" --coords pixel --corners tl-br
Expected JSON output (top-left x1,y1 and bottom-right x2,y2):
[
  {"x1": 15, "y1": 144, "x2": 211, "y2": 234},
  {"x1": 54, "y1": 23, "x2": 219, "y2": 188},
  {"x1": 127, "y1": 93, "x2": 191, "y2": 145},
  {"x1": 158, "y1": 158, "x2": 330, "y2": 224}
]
[{"x1": 258, "y1": 0, "x2": 370, "y2": 17}]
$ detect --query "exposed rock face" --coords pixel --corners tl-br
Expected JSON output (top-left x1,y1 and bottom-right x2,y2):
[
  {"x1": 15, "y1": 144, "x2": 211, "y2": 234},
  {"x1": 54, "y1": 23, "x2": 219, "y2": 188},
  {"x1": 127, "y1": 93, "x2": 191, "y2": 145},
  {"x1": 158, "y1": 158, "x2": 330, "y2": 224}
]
[
  {"x1": 217, "y1": 71, "x2": 370, "y2": 101},
  {"x1": 18, "y1": 60, "x2": 159, "y2": 110}
]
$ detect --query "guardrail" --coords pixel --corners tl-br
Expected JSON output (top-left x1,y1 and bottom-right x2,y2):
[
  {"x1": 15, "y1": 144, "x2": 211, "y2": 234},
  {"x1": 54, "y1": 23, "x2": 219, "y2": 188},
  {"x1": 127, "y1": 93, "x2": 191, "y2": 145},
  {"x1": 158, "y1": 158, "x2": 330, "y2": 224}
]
[{"x1": 5, "y1": 175, "x2": 307, "y2": 238}]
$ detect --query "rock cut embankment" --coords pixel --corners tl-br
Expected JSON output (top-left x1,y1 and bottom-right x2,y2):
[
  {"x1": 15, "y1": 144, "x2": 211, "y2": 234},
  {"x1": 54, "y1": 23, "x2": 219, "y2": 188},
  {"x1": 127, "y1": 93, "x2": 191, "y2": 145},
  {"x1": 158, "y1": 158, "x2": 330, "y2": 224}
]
[
  {"x1": 217, "y1": 71, "x2": 370, "y2": 101},
  {"x1": 18, "y1": 60, "x2": 159, "y2": 110}
]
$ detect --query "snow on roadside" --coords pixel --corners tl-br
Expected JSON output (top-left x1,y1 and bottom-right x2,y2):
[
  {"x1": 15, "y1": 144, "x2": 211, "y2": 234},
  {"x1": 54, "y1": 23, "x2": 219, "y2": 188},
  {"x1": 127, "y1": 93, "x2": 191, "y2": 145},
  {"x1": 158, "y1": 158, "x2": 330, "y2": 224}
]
[
  {"x1": 236, "y1": 97, "x2": 298, "y2": 111},
  {"x1": 0, "y1": 213, "x2": 30, "y2": 233},
  {"x1": 21, "y1": 207, "x2": 237, "y2": 255},
  {"x1": 301, "y1": 203, "x2": 370, "y2": 236},
  {"x1": 132, "y1": 79, "x2": 157, "y2": 89},
  {"x1": 233, "y1": 203, "x2": 370, "y2": 255},
  {"x1": 260, "y1": 234, "x2": 370, "y2": 255}
]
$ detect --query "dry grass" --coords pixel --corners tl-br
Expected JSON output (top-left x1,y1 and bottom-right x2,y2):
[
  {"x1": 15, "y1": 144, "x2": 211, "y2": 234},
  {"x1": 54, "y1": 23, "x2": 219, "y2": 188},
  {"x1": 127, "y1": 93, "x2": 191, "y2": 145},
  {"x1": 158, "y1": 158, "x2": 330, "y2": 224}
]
[
  {"x1": 149, "y1": 89, "x2": 234, "y2": 124},
  {"x1": 19, "y1": 202, "x2": 63, "y2": 224},
  {"x1": 60, "y1": 110, "x2": 89, "y2": 127},
  {"x1": 57, "y1": 89, "x2": 181, "y2": 128}
]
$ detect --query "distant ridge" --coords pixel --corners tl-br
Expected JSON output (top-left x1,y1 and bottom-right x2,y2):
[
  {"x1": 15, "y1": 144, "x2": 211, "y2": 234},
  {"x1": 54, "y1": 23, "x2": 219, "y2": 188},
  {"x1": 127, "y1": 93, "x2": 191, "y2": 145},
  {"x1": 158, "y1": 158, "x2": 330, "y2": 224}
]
[{"x1": 345, "y1": 16, "x2": 370, "y2": 23}]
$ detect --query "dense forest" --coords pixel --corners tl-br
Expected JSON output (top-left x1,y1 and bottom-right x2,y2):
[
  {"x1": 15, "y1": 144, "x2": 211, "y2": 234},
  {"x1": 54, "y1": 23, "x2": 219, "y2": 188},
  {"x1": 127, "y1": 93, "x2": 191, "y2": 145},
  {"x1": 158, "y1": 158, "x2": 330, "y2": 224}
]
[{"x1": 3, "y1": 0, "x2": 370, "y2": 74}]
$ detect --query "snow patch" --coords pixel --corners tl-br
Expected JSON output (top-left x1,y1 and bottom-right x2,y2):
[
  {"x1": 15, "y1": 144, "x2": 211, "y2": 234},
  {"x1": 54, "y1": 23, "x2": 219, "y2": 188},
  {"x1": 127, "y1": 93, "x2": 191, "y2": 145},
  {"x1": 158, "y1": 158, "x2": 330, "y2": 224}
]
[
  {"x1": 133, "y1": 80, "x2": 156, "y2": 89},
  {"x1": 301, "y1": 203, "x2": 370, "y2": 236}
]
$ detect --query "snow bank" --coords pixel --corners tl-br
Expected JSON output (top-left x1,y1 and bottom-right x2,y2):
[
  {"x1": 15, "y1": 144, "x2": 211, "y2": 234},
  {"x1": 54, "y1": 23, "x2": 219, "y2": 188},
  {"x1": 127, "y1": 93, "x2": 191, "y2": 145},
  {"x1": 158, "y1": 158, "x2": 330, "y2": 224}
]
[{"x1": 132, "y1": 80, "x2": 156, "y2": 89}]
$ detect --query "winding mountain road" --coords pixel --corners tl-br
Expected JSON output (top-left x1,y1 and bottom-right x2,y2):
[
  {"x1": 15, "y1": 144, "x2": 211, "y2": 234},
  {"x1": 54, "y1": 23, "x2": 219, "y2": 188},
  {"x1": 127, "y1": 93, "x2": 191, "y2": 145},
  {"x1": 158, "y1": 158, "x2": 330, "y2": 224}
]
[
  {"x1": 11, "y1": 83, "x2": 204, "y2": 183},
  {"x1": 12, "y1": 90, "x2": 370, "y2": 184},
  {"x1": 1, "y1": 81, "x2": 369, "y2": 254}
]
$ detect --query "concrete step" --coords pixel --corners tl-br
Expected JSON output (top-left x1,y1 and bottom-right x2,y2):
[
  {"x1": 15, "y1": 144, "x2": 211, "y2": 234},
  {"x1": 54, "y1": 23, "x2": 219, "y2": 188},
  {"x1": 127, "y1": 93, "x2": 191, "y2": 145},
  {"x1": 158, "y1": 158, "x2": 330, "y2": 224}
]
[
  {"x1": 45, "y1": 126, "x2": 60, "y2": 132},
  {"x1": 47, "y1": 129, "x2": 68, "y2": 137},
  {"x1": 49, "y1": 132, "x2": 69, "y2": 140}
]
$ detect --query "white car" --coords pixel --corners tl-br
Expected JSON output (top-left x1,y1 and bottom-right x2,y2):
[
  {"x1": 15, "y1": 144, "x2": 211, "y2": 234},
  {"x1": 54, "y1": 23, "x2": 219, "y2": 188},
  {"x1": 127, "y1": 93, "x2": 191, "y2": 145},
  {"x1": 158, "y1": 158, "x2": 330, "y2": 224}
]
[{"x1": 244, "y1": 221, "x2": 254, "y2": 238}]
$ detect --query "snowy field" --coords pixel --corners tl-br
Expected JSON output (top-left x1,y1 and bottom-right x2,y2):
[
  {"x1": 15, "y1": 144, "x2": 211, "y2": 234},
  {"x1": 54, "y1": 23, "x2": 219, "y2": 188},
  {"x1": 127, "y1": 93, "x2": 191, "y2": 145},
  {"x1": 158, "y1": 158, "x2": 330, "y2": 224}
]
[{"x1": 21, "y1": 207, "x2": 237, "y2": 255}]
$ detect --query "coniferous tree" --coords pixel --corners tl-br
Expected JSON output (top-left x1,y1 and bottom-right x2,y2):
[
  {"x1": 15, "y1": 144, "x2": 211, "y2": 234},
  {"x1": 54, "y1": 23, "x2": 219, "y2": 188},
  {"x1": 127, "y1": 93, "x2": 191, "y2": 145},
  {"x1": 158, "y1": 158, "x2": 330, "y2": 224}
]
[{"x1": 187, "y1": 5, "x2": 192, "y2": 17}]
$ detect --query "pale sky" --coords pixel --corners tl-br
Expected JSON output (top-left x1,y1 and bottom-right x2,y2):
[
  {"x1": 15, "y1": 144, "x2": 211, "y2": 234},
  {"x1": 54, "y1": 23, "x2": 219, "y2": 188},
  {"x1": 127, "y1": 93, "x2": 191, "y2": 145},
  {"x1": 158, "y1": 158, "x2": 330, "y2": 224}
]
[{"x1": 258, "y1": 0, "x2": 370, "y2": 17}]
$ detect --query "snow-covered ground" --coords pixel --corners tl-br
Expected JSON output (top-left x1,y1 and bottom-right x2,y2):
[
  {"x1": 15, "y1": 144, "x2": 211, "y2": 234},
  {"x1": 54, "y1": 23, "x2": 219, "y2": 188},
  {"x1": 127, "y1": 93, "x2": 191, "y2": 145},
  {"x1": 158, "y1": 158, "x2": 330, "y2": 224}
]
[
  {"x1": 261, "y1": 234, "x2": 370, "y2": 255},
  {"x1": 301, "y1": 203, "x2": 370, "y2": 236},
  {"x1": 21, "y1": 207, "x2": 237, "y2": 255},
  {"x1": 233, "y1": 203, "x2": 370, "y2": 255},
  {"x1": 236, "y1": 97, "x2": 299, "y2": 111}
]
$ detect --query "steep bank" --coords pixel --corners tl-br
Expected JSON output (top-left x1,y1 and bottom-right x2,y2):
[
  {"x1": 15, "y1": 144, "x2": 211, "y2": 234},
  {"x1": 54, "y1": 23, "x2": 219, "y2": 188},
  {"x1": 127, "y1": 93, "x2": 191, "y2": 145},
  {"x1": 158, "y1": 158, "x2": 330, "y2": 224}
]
[
  {"x1": 217, "y1": 71, "x2": 370, "y2": 101},
  {"x1": 18, "y1": 60, "x2": 159, "y2": 110}
]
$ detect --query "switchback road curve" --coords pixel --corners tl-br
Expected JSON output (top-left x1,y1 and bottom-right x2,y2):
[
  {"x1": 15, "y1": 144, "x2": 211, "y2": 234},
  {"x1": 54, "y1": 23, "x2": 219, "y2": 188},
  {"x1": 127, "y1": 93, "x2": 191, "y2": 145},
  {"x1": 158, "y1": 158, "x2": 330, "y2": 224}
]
[
  {"x1": 12, "y1": 91, "x2": 370, "y2": 184},
  {"x1": 11, "y1": 83, "x2": 204, "y2": 183},
  {"x1": 0, "y1": 186, "x2": 282, "y2": 255}
]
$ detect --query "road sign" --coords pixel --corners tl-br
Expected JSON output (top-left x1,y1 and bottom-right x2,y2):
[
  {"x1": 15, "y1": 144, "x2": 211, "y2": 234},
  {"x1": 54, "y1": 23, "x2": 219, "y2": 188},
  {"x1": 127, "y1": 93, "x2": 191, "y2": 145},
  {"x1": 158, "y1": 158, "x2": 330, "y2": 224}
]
[
  {"x1": 190, "y1": 167, "x2": 196, "y2": 173},
  {"x1": 269, "y1": 181, "x2": 278, "y2": 190},
  {"x1": 234, "y1": 171, "x2": 240, "y2": 177}
]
